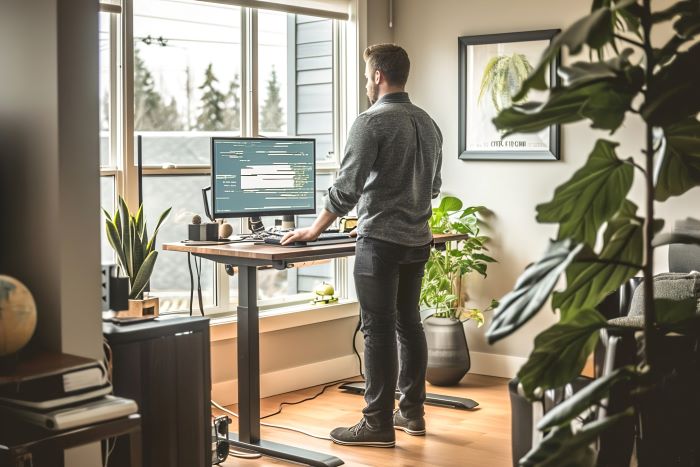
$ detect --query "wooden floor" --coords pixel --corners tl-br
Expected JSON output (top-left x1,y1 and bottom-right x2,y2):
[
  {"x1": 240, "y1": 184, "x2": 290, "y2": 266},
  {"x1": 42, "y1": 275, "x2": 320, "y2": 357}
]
[{"x1": 216, "y1": 374, "x2": 512, "y2": 467}]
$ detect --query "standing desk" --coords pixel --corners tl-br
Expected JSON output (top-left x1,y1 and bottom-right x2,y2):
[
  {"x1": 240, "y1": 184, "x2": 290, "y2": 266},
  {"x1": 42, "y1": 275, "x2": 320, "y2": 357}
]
[{"x1": 163, "y1": 233, "x2": 465, "y2": 466}]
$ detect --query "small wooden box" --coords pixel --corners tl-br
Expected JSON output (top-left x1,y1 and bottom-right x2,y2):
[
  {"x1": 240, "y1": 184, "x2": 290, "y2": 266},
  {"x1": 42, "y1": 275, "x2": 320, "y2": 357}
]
[{"x1": 120, "y1": 297, "x2": 160, "y2": 318}]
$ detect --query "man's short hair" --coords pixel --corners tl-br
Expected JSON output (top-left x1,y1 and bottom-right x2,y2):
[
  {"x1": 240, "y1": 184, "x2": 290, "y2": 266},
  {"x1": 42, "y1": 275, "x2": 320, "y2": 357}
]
[{"x1": 363, "y1": 43, "x2": 410, "y2": 87}]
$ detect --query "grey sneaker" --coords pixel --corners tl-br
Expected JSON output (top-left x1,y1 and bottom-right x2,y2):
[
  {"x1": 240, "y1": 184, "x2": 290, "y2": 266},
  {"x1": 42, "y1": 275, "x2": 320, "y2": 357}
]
[
  {"x1": 330, "y1": 418, "x2": 396, "y2": 447},
  {"x1": 393, "y1": 410, "x2": 426, "y2": 436}
]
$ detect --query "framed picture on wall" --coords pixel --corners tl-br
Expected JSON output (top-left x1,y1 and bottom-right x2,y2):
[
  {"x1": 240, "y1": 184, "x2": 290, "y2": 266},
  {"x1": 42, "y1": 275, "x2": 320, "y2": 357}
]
[{"x1": 458, "y1": 29, "x2": 561, "y2": 161}]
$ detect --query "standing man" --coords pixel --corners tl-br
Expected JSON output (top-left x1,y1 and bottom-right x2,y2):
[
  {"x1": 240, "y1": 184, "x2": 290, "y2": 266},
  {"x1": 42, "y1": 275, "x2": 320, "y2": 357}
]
[{"x1": 281, "y1": 43, "x2": 442, "y2": 447}]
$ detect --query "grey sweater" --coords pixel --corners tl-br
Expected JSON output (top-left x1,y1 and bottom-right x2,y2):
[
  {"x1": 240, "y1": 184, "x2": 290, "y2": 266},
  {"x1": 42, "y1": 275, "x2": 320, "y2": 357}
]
[{"x1": 324, "y1": 92, "x2": 443, "y2": 246}]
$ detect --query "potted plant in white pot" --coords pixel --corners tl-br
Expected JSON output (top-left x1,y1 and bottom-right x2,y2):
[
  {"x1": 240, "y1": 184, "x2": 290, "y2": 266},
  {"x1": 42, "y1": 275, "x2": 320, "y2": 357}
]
[
  {"x1": 421, "y1": 196, "x2": 498, "y2": 386},
  {"x1": 103, "y1": 196, "x2": 171, "y2": 317}
]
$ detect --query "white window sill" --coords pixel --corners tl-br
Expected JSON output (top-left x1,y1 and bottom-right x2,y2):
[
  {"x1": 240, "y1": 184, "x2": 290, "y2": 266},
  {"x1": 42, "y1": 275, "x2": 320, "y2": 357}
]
[{"x1": 208, "y1": 299, "x2": 359, "y2": 342}]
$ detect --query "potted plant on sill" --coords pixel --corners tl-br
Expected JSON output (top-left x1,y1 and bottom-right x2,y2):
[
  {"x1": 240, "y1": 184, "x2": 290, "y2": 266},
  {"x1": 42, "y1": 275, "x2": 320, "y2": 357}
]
[
  {"x1": 103, "y1": 196, "x2": 171, "y2": 318},
  {"x1": 420, "y1": 196, "x2": 498, "y2": 386},
  {"x1": 485, "y1": 0, "x2": 700, "y2": 464}
]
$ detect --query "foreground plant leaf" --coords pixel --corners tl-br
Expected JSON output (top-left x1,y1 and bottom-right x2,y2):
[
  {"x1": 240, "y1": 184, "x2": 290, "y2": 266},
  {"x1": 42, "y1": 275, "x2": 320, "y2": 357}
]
[
  {"x1": 641, "y1": 42, "x2": 700, "y2": 126},
  {"x1": 486, "y1": 239, "x2": 583, "y2": 344},
  {"x1": 654, "y1": 117, "x2": 700, "y2": 201},
  {"x1": 553, "y1": 200, "x2": 643, "y2": 316},
  {"x1": 520, "y1": 409, "x2": 634, "y2": 467},
  {"x1": 495, "y1": 56, "x2": 643, "y2": 135},
  {"x1": 517, "y1": 309, "x2": 607, "y2": 399},
  {"x1": 537, "y1": 140, "x2": 633, "y2": 248},
  {"x1": 515, "y1": 6, "x2": 614, "y2": 99},
  {"x1": 515, "y1": 0, "x2": 638, "y2": 101},
  {"x1": 538, "y1": 366, "x2": 635, "y2": 430}
]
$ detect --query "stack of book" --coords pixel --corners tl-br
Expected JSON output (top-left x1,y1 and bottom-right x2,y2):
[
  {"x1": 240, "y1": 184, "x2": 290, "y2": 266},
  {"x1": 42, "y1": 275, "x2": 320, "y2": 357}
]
[{"x1": 0, "y1": 353, "x2": 137, "y2": 430}]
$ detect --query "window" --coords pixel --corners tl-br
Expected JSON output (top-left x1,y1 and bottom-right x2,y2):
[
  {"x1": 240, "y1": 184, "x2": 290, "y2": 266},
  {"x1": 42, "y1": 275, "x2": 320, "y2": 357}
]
[{"x1": 100, "y1": 0, "x2": 352, "y2": 315}]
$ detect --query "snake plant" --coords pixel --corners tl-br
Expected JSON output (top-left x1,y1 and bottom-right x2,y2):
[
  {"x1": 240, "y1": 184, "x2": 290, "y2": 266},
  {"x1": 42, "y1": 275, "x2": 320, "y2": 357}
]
[{"x1": 103, "y1": 196, "x2": 171, "y2": 300}]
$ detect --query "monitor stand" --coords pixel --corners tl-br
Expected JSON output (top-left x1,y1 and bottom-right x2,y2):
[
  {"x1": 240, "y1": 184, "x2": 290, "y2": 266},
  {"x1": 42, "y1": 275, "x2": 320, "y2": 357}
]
[{"x1": 338, "y1": 381, "x2": 479, "y2": 410}]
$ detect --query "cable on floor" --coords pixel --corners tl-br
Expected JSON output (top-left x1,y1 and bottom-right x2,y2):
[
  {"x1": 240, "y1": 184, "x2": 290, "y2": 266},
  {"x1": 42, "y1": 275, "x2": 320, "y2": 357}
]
[
  {"x1": 210, "y1": 313, "x2": 367, "y2": 454},
  {"x1": 211, "y1": 375, "x2": 365, "y2": 444}
]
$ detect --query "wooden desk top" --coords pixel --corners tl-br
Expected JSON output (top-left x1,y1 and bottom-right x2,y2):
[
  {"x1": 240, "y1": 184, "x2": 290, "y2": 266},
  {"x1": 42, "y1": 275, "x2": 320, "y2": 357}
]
[{"x1": 162, "y1": 233, "x2": 467, "y2": 263}]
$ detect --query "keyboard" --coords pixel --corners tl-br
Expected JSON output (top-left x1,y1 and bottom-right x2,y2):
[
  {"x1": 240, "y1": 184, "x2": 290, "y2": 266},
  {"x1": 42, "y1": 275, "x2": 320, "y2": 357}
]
[{"x1": 264, "y1": 231, "x2": 356, "y2": 247}]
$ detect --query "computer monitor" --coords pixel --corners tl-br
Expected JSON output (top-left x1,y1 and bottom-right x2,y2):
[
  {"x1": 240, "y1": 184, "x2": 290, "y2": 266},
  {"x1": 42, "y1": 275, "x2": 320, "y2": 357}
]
[{"x1": 211, "y1": 137, "x2": 316, "y2": 218}]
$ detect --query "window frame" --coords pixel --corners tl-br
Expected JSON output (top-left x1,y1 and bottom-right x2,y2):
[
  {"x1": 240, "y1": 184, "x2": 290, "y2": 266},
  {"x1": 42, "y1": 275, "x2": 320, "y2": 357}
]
[{"x1": 101, "y1": 0, "x2": 355, "y2": 316}]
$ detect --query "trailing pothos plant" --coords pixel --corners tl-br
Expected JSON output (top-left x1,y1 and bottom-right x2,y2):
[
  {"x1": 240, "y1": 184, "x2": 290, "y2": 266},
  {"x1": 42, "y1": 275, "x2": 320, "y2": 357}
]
[
  {"x1": 103, "y1": 196, "x2": 171, "y2": 300},
  {"x1": 421, "y1": 196, "x2": 498, "y2": 322},
  {"x1": 485, "y1": 0, "x2": 700, "y2": 464}
]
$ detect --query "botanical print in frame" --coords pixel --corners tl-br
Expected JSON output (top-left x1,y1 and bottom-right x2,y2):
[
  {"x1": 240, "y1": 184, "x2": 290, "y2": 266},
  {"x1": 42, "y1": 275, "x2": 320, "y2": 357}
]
[{"x1": 458, "y1": 29, "x2": 561, "y2": 161}]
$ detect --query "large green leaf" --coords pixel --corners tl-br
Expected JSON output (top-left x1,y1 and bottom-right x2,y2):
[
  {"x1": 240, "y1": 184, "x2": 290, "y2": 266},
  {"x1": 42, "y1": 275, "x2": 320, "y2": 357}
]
[
  {"x1": 129, "y1": 250, "x2": 158, "y2": 299},
  {"x1": 654, "y1": 117, "x2": 700, "y2": 201},
  {"x1": 125, "y1": 217, "x2": 135, "y2": 281},
  {"x1": 519, "y1": 425, "x2": 596, "y2": 467},
  {"x1": 486, "y1": 239, "x2": 583, "y2": 344},
  {"x1": 134, "y1": 205, "x2": 144, "y2": 237},
  {"x1": 105, "y1": 220, "x2": 128, "y2": 274},
  {"x1": 118, "y1": 196, "x2": 130, "y2": 253},
  {"x1": 553, "y1": 201, "x2": 643, "y2": 316},
  {"x1": 132, "y1": 224, "x2": 144, "y2": 282},
  {"x1": 495, "y1": 64, "x2": 642, "y2": 136},
  {"x1": 557, "y1": 49, "x2": 635, "y2": 87},
  {"x1": 102, "y1": 208, "x2": 113, "y2": 223},
  {"x1": 537, "y1": 140, "x2": 633, "y2": 247},
  {"x1": 538, "y1": 366, "x2": 634, "y2": 430},
  {"x1": 514, "y1": 6, "x2": 615, "y2": 100},
  {"x1": 517, "y1": 309, "x2": 607, "y2": 399},
  {"x1": 520, "y1": 409, "x2": 634, "y2": 467},
  {"x1": 641, "y1": 42, "x2": 700, "y2": 126},
  {"x1": 437, "y1": 196, "x2": 462, "y2": 213},
  {"x1": 146, "y1": 207, "x2": 172, "y2": 254}
]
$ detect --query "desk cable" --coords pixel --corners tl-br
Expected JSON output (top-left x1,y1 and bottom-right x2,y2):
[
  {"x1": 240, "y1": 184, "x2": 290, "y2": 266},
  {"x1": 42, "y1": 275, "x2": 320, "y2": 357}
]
[{"x1": 211, "y1": 322, "x2": 365, "y2": 458}]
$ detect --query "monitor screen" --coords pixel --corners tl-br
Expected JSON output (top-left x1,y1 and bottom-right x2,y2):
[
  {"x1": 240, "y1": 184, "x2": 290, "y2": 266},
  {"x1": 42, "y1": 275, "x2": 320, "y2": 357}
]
[{"x1": 211, "y1": 137, "x2": 316, "y2": 218}]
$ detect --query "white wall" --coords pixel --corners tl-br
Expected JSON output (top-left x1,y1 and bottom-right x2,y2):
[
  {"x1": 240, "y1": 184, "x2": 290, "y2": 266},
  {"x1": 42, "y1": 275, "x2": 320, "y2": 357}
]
[
  {"x1": 386, "y1": 0, "x2": 699, "y2": 361},
  {"x1": 0, "y1": 1, "x2": 102, "y2": 464}
]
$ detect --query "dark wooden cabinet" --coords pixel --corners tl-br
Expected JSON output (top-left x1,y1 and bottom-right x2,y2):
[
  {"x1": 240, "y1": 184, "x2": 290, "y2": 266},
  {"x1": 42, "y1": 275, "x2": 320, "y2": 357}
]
[{"x1": 103, "y1": 317, "x2": 211, "y2": 467}]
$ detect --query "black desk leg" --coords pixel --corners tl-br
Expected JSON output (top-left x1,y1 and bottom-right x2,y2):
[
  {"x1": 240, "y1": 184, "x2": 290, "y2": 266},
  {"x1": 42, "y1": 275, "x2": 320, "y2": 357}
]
[
  {"x1": 237, "y1": 265, "x2": 261, "y2": 444},
  {"x1": 230, "y1": 265, "x2": 344, "y2": 467}
]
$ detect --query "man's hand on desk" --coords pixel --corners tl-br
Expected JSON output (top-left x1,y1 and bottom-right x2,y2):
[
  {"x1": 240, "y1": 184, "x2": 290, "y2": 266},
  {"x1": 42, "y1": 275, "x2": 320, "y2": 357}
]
[{"x1": 280, "y1": 228, "x2": 320, "y2": 245}]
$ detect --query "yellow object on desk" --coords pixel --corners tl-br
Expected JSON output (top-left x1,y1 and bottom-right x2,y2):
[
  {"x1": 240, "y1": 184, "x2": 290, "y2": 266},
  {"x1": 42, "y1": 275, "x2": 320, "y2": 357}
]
[{"x1": 339, "y1": 216, "x2": 358, "y2": 233}]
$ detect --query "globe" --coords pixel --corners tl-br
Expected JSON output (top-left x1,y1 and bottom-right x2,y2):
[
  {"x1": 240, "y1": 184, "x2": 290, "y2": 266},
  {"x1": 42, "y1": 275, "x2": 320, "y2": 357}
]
[{"x1": 0, "y1": 275, "x2": 37, "y2": 357}]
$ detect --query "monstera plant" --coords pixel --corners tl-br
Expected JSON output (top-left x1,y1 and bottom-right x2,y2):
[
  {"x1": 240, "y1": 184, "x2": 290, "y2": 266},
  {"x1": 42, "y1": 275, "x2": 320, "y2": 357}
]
[{"x1": 485, "y1": 0, "x2": 700, "y2": 465}]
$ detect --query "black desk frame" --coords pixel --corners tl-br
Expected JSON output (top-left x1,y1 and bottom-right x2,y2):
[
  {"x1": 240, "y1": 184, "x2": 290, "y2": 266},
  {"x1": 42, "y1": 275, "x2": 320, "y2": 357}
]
[{"x1": 196, "y1": 251, "x2": 350, "y2": 467}]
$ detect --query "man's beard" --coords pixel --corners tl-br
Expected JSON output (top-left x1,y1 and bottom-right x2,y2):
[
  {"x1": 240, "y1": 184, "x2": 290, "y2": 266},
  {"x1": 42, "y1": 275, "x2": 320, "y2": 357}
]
[{"x1": 367, "y1": 83, "x2": 379, "y2": 105}]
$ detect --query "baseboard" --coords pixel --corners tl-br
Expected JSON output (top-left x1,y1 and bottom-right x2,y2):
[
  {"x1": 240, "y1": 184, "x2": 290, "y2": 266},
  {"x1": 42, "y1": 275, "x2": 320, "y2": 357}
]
[
  {"x1": 211, "y1": 351, "x2": 524, "y2": 406},
  {"x1": 212, "y1": 354, "x2": 361, "y2": 406},
  {"x1": 468, "y1": 351, "x2": 527, "y2": 379}
]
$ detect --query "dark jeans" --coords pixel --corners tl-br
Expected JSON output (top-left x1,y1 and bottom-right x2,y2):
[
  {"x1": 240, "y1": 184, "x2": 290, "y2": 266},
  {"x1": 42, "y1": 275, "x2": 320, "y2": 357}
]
[{"x1": 354, "y1": 236, "x2": 431, "y2": 429}]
